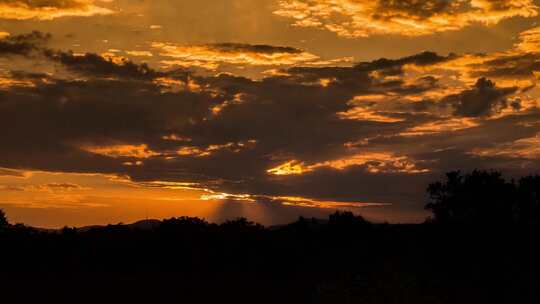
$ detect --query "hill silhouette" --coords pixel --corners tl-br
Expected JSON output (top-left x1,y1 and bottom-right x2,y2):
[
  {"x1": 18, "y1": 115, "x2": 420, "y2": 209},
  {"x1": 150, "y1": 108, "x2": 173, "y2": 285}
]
[{"x1": 1, "y1": 170, "x2": 540, "y2": 303}]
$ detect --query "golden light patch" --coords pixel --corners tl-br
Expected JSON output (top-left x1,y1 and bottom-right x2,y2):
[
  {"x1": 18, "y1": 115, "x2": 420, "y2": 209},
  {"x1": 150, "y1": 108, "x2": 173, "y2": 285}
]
[
  {"x1": 268, "y1": 152, "x2": 429, "y2": 175},
  {"x1": 337, "y1": 106, "x2": 404, "y2": 123},
  {"x1": 0, "y1": 76, "x2": 35, "y2": 88},
  {"x1": 275, "y1": 196, "x2": 389, "y2": 209},
  {"x1": 81, "y1": 144, "x2": 160, "y2": 159},
  {"x1": 177, "y1": 140, "x2": 258, "y2": 157},
  {"x1": 126, "y1": 50, "x2": 153, "y2": 57},
  {"x1": 274, "y1": 0, "x2": 538, "y2": 37},
  {"x1": 400, "y1": 118, "x2": 481, "y2": 136},
  {"x1": 177, "y1": 146, "x2": 211, "y2": 157},
  {"x1": 152, "y1": 42, "x2": 321, "y2": 69},
  {"x1": 0, "y1": 0, "x2": 115, "y2": 20},
  {"x1": 267, "y1": 160, "x2": 311, "y2": 176},
  {"x1": 309, "y1": 152, "x2": 430, "y2": 174},
  {"x1": 319, "y1": 78, "x2": 334, "y2": 87},
  {"x1": 154, "y1": 77, "x2": 202, "y2": 93},
  {"x1": 162, "y1": 134, "x2": 192, "y2": 142},
  {"x1": 200, "y1": 192, "x2": 254, "y2": 202}
]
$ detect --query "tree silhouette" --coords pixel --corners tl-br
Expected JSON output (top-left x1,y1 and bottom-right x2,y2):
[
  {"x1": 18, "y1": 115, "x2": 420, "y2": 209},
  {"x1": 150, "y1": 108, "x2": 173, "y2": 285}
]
[
  {"x1": 0, "y1": 209, "x2": 8, "y2": 229},
  {"x1": 328, "y1": 211, "x2": 369, "y2": 228},
  {"x1": 516, "y1": 175, "x2": 540, "y2": 224},
  {"x1": 425, "y1": 170, "x2": 517, "y2": 225}
]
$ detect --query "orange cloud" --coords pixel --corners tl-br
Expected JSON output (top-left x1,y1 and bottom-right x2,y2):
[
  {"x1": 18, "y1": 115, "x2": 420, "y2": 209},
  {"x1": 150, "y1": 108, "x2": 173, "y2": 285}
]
[
  {"x1": 470, "y1": 133, "x2": 540, "y2": 159},
  {"x1": 177, "y1": 140, "x2": 258, "y2": 158},
  {"x1": 80, "y1": 144, "x2": 160, "y2": 159},
  {"x1": 0, "y1": 0, "x2": 115, "y2": 20},
  {"x1": 268, "y1": 152, "x2": 429, "y2": 175},
  {"x1": 338, "y1": 96, "x2": 405, "y2": 122},
  {"x1": 151, "y1": 42, "x2": 342, "y2": 69},
  {"x1": 267, "y1": 160, "x2": 310, "y2": 176},
  {"x1": 274, "y1": 196, "x2": 389, "y2": 209},
  {"x1": 274, "y1": 0, "x2": 538, "y2": 37}
]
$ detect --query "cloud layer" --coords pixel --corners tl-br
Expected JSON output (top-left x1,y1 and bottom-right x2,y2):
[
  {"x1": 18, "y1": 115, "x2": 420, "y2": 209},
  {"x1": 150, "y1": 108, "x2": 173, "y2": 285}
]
[
  {"x1": 274, "y1": 0, "x2": 538, "y2": 37},
  {"x1": 2, "y1": 24, "x2": 540, "y2": 222}
]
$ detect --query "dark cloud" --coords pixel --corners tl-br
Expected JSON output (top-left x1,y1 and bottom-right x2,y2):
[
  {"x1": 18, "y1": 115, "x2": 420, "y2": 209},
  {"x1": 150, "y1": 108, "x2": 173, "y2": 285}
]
[
  {"x1": 44, "y1": 50, "x2": 166, "y2": 80},
  {"x1": 375, "y1": 0, "x2": 459, "y2": 19},
  {"x1": 208, "y1": 43, "x2": 303, "y2": 55},
  {"x1": 442, "y1": 78, "x2": 518, "y2": 117},
  {"x1": 472, "y1": 53, "x2": 540, "y2": 79},
  {"x1": 355, "y1": 51, "x2": 455, "y2": 74},
  {"x1": 0, "y1": 0, "x2": 87, "y2": 9},
  {"x1": 3, "y1": 32, "x2": 178, "y2": 81},
  {"x1": 0, "y1": 45, "x2": 424, "y2": 195},
  {"x1": 0, "y1": 31, "x2": 50, "y2": 56}
]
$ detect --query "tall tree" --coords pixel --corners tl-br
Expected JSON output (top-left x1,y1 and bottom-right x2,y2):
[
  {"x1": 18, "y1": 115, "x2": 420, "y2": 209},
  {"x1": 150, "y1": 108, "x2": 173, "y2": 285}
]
[{"x1": 425, "y1": 170, "x2": 517, "y2": 224}]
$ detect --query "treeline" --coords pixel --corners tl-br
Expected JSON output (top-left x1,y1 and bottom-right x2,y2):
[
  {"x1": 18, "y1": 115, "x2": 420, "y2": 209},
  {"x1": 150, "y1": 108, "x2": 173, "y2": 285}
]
[
  {"x1": 426, "y1": 170, "x2": 540, "y2": 225},
  {"x1": 0, "y1": 170, "x2": 540, "y2": 303}
]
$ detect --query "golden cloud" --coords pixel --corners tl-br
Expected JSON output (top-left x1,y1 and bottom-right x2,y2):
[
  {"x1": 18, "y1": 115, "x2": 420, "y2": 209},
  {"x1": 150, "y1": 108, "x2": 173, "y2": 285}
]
[
  {"x1": 338, "y1": 96, "x2": 405, "y2": 122},
  {"x1": 268, "y1": 152, "x2": 429, "y2": 175},
  {"x1": 0, "y1": 0, "x2": 114, "y2": 20},
  {"x1": 177, "y1": 140, "x2": 258, "y2": 158},
  {"x1": 274, "y1": 196, "x2": 390, "y2": 209},
  {"x1": 80, "y1": 144, "x2": 160, "y2": 159},
  {"x1": 274, "y1": 0, "x2": 538, "y2": 37},
  {"x1": 1, "y1": 182, "x2": 88, "y2": 192},
  {"x1": 152, "y1": 42, "x2": 340, "y2": 69},
  {"x1": 267, "y1": 160, "x2": 310, "y2": 176}
]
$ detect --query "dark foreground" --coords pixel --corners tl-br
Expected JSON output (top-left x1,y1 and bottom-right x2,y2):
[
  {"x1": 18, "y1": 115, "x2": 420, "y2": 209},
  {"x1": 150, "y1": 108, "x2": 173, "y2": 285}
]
[{"x1": 1, "y1": 213, "x2": 539, "y2": 304}]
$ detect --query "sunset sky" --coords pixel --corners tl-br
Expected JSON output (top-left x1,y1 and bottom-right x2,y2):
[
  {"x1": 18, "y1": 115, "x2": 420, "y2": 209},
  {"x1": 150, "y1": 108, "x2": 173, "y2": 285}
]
[{"x1": 2, "y1": 0, "x2": 540, "y2": 227}]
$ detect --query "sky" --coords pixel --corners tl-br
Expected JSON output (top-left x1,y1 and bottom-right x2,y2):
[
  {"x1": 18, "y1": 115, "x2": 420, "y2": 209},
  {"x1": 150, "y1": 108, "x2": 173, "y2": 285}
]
[{"x1": 1, "y1": 0, "x2": 540, "y2": 228}]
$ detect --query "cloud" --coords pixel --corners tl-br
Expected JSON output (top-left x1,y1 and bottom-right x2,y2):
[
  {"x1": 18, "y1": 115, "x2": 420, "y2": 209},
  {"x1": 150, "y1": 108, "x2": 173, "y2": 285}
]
[
  {"x1": 274, "y1": 0, "x2": 538, "y2": 37},
  {"x1": 267, "y1": 152, "x2": 429, "y2": 175},
  {"x1": 356, "y1": 51, "x2": 455, "y2": 71},
  {"x1": 0, "y1": 31, "x2": 50, "y2": 57},
  {"x1": 442, "y1": 77, "x2": 518, "y2": 117},
  {"x1": 44, "y1": 50, "x2": 163, "y2": 80},
  {"x1": 152, "y1": 42, "x2": 348, "y2": 70},
  {"x1": 0, "y1": 0, "x2": 115, "y2": 20},
  {"x1": 80, "y1": 144, "x2": 160, "y2": 159},
  {"x1": 1, "y1": 182, "x2": 87, "y2": 192},
  {"x1": 471, "y1": 133, "x2": 540, "y2": 159},
  {"x1": 2, "y1": 29, "x2": 540, "y2": 220},
  {"x1": 0, "y1": 167, "x2": 30, "y2": 178}
]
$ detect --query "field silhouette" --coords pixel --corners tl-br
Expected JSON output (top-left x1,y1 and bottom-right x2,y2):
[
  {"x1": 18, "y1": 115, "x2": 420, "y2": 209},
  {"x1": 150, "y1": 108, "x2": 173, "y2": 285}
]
[{"x1": 1, "y1": 170, "x2": 540, "y2": 303}]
